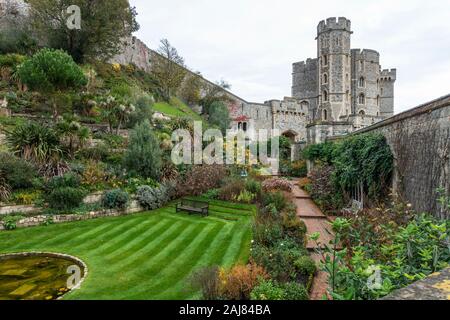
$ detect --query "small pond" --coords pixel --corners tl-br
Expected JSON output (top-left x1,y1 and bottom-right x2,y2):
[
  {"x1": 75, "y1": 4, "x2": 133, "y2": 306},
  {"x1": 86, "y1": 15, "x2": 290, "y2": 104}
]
[{"x1": 0, "y1": 253, "x2": 86, "y2": 300}]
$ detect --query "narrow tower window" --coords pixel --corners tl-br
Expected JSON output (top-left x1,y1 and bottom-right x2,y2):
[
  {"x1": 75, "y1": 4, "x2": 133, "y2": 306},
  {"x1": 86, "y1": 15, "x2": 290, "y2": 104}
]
[
  {"x1": 323, "y1": 55, "x2": 328, "y2": 66},
  {"x1": 323, "y1": 109, "x2": 328, "y2": 121},
  {"x1": 358, "y1": 94, "x2": 365, "y2": 105},
  {"x1": 358, "y1": 77, "x2": 365, "y2": 88},
  {"x1": 323, "y1": 90, "x2": 328, "y2": 102},
  {"x1": 323, "y1": 74, "x2": 328, "y2": 84}
]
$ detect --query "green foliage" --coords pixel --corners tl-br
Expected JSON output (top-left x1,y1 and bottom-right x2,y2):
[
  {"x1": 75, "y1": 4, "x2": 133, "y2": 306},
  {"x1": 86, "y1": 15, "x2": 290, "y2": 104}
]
[
  {"x1": 294, "y1": 256, "x2": 317, "y2": 277},
  {"x1": 102, "y1": 189, "x2": 130, "y2": 210},
  {"x1": 45, "y1": 172, "x2": 86, "y2": 211},
  {"x1": 26, "y1": 0, "x2": 139, "y2": 63},
  {"x1": 333, "y1": 134, "x2": 393, "y2": 200},
  {"x1": 2, "y1": 215, "x2": 24, "y2": 231},
  {"x1": 207, "y1": 101, "x2": 230, "y2": 134},
  {"x1": 0, "y1": 153, "x2": 37, "y2": 190},
  {"x1": 47, "y1": 187, "x2": 86, "y2": 211},
  {"x1": 250, "y1": 280, "x2": 285, "y2": 300},
  {"x1": 136, "y1": 184, "x2": 172, "y2": 210},
  {"x1": 202, "y1": 189, "x2": 220, "y2": 200},
  {"x1": 0, "y1": 54, "x2": 26, "y2": 69},
  {"x1": 302, "y1": 141, "x2": 337, "y2": 164},
  {"x1": 262, "y1": 192, "x2": 288, "y2": 213},
  {"x1": 0, "y1": 173, "x2": 11, "y2": 202},
  {"x1": 5, "y1": 121, "x2": 63, "y2": 164},
  {"x1": 124, "y1": 120, "x2": 162, "y2": 179},
  {"x1": 282, "y1": 282, "x2": 309, "y2": 300},
  {"x1": 308, "y1": 164, "x2": 345, "y2": 214},
  {"x1": 312, "y1": 214, "x2": 450, "y2": 300},
  {"x1": 17, "y1": 49, "x2": 87, "y2": 92},
  {"x1": 245, "y1": 179, "x2": 262, "y2": 196}
]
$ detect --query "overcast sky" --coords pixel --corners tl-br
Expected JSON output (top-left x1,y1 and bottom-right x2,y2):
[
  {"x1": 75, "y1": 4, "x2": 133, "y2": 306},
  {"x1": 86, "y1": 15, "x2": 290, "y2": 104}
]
[{"x1": 130, "y1": 0, "x2": 450, "y2": 114}]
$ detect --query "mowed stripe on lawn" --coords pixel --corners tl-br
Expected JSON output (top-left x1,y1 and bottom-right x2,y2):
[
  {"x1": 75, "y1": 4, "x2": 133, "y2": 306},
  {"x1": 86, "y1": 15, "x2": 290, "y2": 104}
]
[{"x1": 0, "y1": 200, "x2": 253, "y2": 300}]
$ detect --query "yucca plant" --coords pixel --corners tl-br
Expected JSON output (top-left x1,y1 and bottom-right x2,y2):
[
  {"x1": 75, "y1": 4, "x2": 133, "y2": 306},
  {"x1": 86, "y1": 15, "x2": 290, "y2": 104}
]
[{"x1": 5, "y1": 121, "x2": 64, "y2": 164}]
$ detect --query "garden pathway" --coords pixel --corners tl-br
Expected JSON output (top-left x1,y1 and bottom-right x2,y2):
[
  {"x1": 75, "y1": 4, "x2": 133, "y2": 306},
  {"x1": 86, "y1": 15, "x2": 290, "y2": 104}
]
[{"x1": 291, "y1": 181, "x2": 334, "y2": 300}]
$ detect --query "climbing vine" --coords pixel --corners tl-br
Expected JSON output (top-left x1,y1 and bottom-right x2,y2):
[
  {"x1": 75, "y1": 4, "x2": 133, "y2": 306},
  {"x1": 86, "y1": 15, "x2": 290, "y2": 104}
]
[{"x1": 303, "y1": 133, "x2": 394, "y2": 203}]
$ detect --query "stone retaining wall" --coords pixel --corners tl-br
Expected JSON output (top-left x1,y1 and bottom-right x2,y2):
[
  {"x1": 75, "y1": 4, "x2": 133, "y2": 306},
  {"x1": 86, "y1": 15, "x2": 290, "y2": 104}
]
[{"x1": 0, "y1": 200, "x2": 144, "y2": 231}]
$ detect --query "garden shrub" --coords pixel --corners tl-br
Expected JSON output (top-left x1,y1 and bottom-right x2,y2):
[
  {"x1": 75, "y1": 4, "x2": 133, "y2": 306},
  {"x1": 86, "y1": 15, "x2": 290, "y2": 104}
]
[
  {"x1": 235, "y1": 190, "x2": 256, "y2": 204},
  {"x1": 136, "y1": 185, "x2": 170, "y2": 210},
  {"x1": 250, "y1": 280, "x2": 284, "y2": 300},
  {"x1": 102, "y1": 189, "x2": 130, "y2": 210},
  {"x1": 0, "y1": 173, "x2": 11, "y2": 202},
  {"x1": 124, "y1": 120, "x2": 162, "y2": 180},
  {"x1": 308, "y1": 164, "x2": 344, "y2": 214},
  {"x1": 251, "y1": 240, "x2": 307, "y2": 283},
  {"x1": 5, "y1": 121, "x2": 63, "y2": 165},
  {"x1": 219, "y1": 263, "x2": 269, "y2": 300},
  {"x1": 78, "y1": 143, "x2": 111, "y2": 162},
  {"x1": 303, "y1": 141, "x2": 337, "y2": 164},
  {"x1": 282, "y1": 282, "x2": 309, "y2": 300},
  {"x1": 1, "y1": 215, "x2": 24, "y2": 231},
  {"x1": 281, "y1": 211, "x2": 307, "y2": 247},
  {"x1": 202, "y1": 189, "x2": 220, "y2": 200},
  {"x1": 252, "y1": 222, "x2": 285, "y2": 248},
  {"x1": 47, "y1": 172, "x2": 81, "y2": 189},
  {"x1": 294, "y1": 256, "x2": 317, "y2": 277},
  {"x1": 81, "y1": 160, "x2": 108, "y2": 189},
  {"x1": 47, "y1": 187, "x2": 86, "y2": 211},
  {"x1": 262, "y1": 178, "x2": 293, "y2": 192},
  {"x1": 262, "y1": 192, "x2": 288, "y2": 213},
  {"x1": 190, "y1": 266, "x2": 221, "y2": 300},
  {"x1": 289, "y1": 160, "x2": 308, "y2": 178},
  {"x1": 218, "y1": 178, "x2": 246, "y2": 202},
  {"x1": 17, "y1": 49, "x2": 87, "y2": 92},
  {"x1": 177, "y1": 165, "x2": 226, "y2": 197},
  {"x1": 0, "y1": 153, "x2": 37, "y2": 190},
  {"x1": 245, "y1": 179, "x2": 262, "y2": 196}
]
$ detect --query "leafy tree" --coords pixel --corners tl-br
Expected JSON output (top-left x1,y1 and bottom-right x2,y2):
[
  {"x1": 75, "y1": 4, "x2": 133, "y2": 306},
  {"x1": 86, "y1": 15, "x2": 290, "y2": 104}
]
[
  {"x1": 207, "y1": 101, "x2": 230, "y2": 134},
  {"x1": 200, "y1": 79, "x2": 232, "y2": 113},
  {"x1": 124, "y1": 120, "x2": 162, "y2": 179},
  {"x1": 26, "y1": 0, "x2": 139, "y2": 63},
  {"x1": 179, "y1": 72, "x2": 203, "y2": 106},
  {"x1": 17, "y1": 48, "x2": 87, "y2": 116},
  {"x1": 151, "y1": 39, "x2": 187, "y2": 101}
]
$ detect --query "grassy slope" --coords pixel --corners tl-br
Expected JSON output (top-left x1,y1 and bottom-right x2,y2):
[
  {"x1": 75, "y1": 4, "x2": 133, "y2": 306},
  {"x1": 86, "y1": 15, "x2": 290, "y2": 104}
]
[
  {"x1": 153, "y1": 98, "x2": 202, "y2": 121},
  {"x1": 0, "y1": 199, "x2": 254, "y2": 300}
]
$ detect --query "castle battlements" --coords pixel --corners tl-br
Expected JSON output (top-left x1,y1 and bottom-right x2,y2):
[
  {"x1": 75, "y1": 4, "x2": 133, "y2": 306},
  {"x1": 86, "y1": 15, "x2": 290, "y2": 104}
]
[
  {"x1": 317, "y1": 17, "x2": 352, "y2": 34},
  {"x1": 351, "y1": 49, "x2": 380, "y2": 63},
  {"x1": 380, "y1": 69, "x2": 397, "y2": 80}
]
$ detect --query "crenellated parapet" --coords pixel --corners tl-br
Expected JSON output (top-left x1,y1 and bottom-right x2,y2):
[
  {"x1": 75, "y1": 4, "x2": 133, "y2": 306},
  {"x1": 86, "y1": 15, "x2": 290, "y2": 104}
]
[{"x1": 317, "y1": 17, "x2": 352, "y2": 35}]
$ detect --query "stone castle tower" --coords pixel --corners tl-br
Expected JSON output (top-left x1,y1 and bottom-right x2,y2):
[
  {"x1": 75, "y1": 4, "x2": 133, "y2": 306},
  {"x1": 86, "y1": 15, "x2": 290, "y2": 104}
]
[{"x1": 292, "y1": 17, "x2": 396, "y2": 128}]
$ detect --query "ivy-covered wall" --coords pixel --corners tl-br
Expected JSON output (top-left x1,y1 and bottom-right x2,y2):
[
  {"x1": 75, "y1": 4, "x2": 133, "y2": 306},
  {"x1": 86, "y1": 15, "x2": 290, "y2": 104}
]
[{"x1": 356, "y1": 94, "x2": 450, "y2": 219}]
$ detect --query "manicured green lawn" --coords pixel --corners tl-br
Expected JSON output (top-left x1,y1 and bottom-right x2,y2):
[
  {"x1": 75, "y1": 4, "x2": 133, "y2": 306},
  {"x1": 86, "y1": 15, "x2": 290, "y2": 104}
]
[{"x1": 0, "y1": 200, "x2": 254, "y2": 300}]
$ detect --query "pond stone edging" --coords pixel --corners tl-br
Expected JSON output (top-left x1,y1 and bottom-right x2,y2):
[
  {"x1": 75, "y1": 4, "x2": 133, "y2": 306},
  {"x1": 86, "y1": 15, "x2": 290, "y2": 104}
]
[{"x1": 0, "y1": 251, "x2": 89, "y2": 299}]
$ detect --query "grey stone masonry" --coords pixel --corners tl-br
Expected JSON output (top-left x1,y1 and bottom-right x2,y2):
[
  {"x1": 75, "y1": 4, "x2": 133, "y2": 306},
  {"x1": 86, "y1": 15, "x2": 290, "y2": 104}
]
[{"x1": 382, "y1": 268, "x2": 450, "y2": 300}]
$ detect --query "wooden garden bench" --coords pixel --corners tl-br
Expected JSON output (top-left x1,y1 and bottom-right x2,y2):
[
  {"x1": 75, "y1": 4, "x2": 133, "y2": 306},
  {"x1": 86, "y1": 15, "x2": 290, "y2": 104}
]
[{"x1": 176, "y1": 199, "x2": 209, "y2": 217}]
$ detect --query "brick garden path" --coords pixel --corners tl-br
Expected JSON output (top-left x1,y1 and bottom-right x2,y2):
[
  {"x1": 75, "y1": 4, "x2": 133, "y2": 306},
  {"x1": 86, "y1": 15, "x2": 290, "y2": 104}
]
[{"x1": 291, "y1": 181, "x2": 334, "y2": 300}]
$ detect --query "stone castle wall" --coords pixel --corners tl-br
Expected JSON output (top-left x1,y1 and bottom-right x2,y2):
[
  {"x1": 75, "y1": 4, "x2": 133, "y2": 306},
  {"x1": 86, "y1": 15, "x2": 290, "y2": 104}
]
[{"x1": 354, "y1": 94, "x2": 450, "y2": 219}]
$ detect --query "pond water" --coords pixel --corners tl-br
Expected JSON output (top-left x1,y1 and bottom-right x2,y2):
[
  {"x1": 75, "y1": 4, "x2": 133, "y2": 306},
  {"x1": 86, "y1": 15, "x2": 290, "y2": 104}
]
[{"x1": 0, "y1": 253, "x2": 84, "y2": 300}]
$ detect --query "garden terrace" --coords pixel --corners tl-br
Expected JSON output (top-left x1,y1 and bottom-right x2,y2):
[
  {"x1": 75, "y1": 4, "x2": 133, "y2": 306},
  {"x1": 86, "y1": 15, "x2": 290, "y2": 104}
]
[{"x1": 0, "y1": 199, "x2": 254, "y2": 300}]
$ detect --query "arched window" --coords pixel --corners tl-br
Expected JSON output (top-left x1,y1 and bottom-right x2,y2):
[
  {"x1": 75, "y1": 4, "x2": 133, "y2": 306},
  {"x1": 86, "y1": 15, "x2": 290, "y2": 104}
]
[
  {"x1": 323, "y1": 109, "x2": 328, "y2": 121},
  {"x1": 323, "y1": 73, "x2": 328, "y2": 84},
  {"x1": 358, "y1": 94, "x2": 365, "y2": 105},
  {"x1": 243, "y1": 122, "x2": 248, "y2": 132},
  {"x1": 323, "y1": 55, "x2": 328, "y2": 66},
  {"x1": 323, "y1": 90, "x2": 328, "y2": 102},
  {"x1": 238, "y1": 122, "x2": 242, "y2": 130},
  {"x1": 359, "y1": 77, "x2": 365, "y2": 88},
  {"x1": 359, "y1": 110, "x2": 366, "y2": 116}
]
